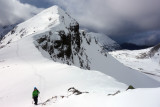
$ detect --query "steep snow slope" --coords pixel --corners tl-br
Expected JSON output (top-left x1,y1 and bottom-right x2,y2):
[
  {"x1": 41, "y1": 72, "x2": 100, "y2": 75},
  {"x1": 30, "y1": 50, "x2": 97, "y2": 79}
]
[
  {"x1": 110, "y1": 44, "x2": 160, "y2": 81},
  {"x1": 0, "y1": 6, "x2": 160, "y2": 88}
]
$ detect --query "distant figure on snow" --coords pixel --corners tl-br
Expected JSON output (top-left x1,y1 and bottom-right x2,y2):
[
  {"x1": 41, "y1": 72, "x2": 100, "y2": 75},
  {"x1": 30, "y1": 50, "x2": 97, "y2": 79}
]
[{"x1": 32, "y1": 87, "x2": 40, "y2": 105}]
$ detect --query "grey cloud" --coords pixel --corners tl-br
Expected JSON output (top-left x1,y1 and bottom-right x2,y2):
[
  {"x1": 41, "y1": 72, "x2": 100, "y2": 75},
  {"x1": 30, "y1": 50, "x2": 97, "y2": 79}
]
[
  {"x1": 1, "y1": 0, "x2": 160, "y2": 45},
  {"x1": 50, "y1": 0, "x2": 160, "y2": 45},
  {"x1": 0, "y1": 0, "x2": 43, "y2": 26},
  {"x1": 51, "y1": 0, "x2": 160, "y2": 30}
]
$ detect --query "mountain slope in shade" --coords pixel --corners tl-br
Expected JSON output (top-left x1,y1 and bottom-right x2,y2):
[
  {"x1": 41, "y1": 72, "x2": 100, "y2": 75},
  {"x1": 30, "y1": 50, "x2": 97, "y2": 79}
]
[{"x1": 110, "y1": 43, "x2": 160, "y2": 81}]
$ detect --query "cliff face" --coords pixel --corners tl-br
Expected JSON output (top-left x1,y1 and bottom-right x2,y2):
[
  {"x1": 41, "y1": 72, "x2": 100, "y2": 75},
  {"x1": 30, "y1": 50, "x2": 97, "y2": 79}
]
[{"x1": 34, "y1": 22, "x2": 100, "y2": 70}]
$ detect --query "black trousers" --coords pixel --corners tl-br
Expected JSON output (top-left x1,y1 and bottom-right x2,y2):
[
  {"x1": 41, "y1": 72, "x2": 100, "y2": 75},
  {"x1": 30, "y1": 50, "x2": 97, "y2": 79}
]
[{"x1": 33, "y1": 96, "x2": 38, "y2": 105}]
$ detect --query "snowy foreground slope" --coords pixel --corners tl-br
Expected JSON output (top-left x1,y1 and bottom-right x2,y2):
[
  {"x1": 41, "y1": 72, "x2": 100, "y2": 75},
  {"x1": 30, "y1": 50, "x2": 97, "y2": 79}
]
[
  {"x1": 110, "y1": 44, "x2": 160, "y2": 81},
  {"x1": 0, "y1": 6, "x2": 160, "y2": 107},
  {"x1": 0, "y1": 36, "x2": 127, "y2": 107}
]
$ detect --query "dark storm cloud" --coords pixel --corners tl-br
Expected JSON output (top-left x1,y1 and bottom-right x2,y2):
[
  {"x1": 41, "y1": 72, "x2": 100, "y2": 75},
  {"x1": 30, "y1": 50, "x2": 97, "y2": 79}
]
[
  {"x1": 0, "y1": 0, "x2": 43, "y2": 26},
  {"x1": 129, "y1": 31, "x2": 160, "y2": 45}
]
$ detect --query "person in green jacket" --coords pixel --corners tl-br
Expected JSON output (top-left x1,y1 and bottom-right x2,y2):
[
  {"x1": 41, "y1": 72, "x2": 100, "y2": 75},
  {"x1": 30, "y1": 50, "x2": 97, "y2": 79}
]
[{"x1": 32, "y1": 87, "x2": 40, "y2": 105}]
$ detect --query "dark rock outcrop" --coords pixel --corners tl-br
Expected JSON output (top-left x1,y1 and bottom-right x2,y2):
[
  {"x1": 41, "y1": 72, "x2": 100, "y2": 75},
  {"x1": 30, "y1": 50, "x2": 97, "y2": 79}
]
[
  {"x1": 149, "y1": 43, "x2": 160, "y2": 57},
  {"x1": 34, "y1": 20, "x2": 93, "y2": 69}
]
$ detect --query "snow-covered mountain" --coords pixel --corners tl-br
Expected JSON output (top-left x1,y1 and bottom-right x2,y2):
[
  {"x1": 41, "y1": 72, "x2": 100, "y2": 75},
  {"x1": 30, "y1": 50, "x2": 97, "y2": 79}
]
[
  {"x1": 1, "y1": 5, "x2": 159, "y2": 87},
  {"x1": 110, "y1": 43, "x2": 160, "y2": 81},
  {"x1": 0, "y1": 24, "x2": 17, "y2": 41},
  {"x1": 0, "y1": 5, "x2": 160, "y2": 107}
]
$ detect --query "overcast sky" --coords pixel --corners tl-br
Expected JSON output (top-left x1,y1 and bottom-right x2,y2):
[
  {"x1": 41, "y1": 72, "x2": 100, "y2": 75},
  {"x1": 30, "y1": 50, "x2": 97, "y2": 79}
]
[{"x1": 0, "y1": 0, "x2": 160, "y2": 45}]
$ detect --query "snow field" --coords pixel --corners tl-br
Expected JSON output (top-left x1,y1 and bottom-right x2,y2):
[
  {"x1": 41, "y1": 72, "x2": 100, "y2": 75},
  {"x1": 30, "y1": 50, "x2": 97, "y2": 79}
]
[{"x1": 0, "y1": 36, "x2": 127, "y2": 107}]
